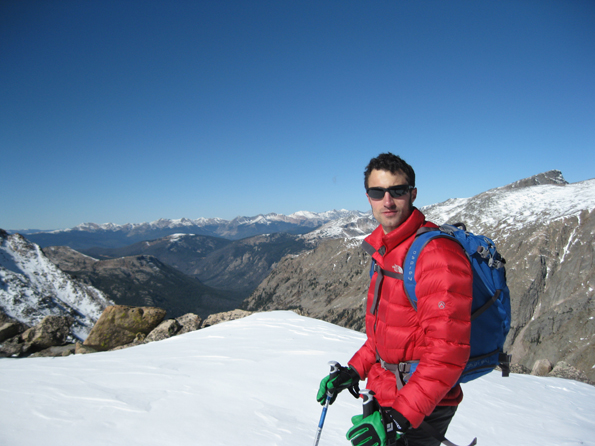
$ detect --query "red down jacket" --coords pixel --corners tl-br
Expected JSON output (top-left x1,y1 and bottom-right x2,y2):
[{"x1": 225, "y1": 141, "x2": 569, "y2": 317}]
[{"x1": 348, "y1": 209, "x2": 473, "y2": 429}]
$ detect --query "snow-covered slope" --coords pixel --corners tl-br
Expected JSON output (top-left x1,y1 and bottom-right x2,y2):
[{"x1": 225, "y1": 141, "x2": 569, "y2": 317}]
[
  {"x1": 0, "y1": 311, "x2": 593, "y2": 446},
  {"x1": 0, "y1": 230, "x2": 113, "y2": 339}
]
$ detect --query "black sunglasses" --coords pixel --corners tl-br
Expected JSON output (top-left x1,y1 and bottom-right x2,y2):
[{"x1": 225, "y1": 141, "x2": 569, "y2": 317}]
[{"x1": 366, "y1": 185, "x2": 414, "y2": 200}]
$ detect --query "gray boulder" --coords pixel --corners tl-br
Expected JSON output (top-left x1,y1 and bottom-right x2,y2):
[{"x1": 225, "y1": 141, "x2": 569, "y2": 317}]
[
  {"x1": 175, "y1": 313, "x2": 202, "y2": 335},
  {"x1": 0, "y1": 336, "x2": 25, "y2": 357},
  {"x1": 201, "y1": 309, "x2": 252, "y2": 328},
  {"x1": 0, "y1": 315, "x2": 73, "y2": 357},
  {"x1": 30, "y1": 344, "x2": 76, "y2": 357},
  {"x1": 0, "y1": 320, "x2": 29, "y2": 343},
  {"x1": 531, "y1": 359, "x2": 553, "y2": 376},
  {"x1": 21, "y1": 315, "x2": 74, "y2": 352},
  {"x1": 133, "y1": 313, "x2": 202, "y2": 345},
  {"x1": 145, "y1": 319, "x2": 181, "y2": 343},
  {"x1": 75, "y1": 342, "x2": 98, "y2": 355}
]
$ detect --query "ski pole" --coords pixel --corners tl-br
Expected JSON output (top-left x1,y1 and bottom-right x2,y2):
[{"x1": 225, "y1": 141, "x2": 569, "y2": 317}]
[
  {"x1": 313, "y1": 360, "x2": 340, "y2": 446},
  {"x1": 359, "y1": 389, "x2": 377, "y2": 418}
]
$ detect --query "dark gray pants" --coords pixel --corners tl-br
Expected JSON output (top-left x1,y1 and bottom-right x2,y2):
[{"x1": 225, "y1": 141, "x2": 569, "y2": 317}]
[{"x1": 403, "y1": 405, "x2": 457, "y2": 446}]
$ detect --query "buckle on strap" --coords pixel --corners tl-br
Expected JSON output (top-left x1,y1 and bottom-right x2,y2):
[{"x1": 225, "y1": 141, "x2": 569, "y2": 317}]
[{"x1": 379, "y1": 359, "x2": 419, "y2": 390}]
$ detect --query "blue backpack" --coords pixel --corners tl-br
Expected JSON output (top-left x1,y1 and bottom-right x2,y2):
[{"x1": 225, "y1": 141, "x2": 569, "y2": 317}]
[
  {"x1": 404, "y1": 223, "x2": 512, "y2": 383},
  {"x1": 367, "y1": 223, "x2": 512, "y2": 385}
]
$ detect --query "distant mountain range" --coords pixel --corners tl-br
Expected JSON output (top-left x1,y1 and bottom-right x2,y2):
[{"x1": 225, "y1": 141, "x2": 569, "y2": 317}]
[{"x1": 19, "y1": 210, "x2": 364, "y2": 250}]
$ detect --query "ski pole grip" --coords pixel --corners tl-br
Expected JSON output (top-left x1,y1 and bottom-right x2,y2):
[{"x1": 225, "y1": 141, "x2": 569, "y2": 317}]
[
  {"x1": 325, "y1": 361, "x2": 341, "y2": 399},
  {"x1": 328, "y1": 360, "x2": 340, "y2": 378},
  {"x1": 360, "y1": 389, "x2": 376, "y2": 418}
]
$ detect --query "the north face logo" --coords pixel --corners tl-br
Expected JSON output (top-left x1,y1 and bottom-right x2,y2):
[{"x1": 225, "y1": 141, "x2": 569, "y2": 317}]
[{"x1": 392, "y1": 264, "x2": 403, "y2": 274}]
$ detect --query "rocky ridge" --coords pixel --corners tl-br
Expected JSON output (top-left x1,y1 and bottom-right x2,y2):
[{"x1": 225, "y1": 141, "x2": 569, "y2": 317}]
[
  {"x1": 0, "y1": 229, "x2": 112, "y2": 340},
  {"x1": 42, "y1": 245, "x2": 238, "y2": 318},
  {"x1": 0, "y1": 304, "x2": 253, "y2": 358}
]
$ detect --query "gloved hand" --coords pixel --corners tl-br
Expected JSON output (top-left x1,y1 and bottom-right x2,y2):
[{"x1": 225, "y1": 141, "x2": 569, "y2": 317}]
[
  {"x1": 346, "y1": 410, "x2": 387, "y2": 446},
  {"x1": 382, "y1": 408, "x2": 410, "y2": 445},
  {"x1": 346, "y1": 408, "x2": 410, "y2": 446},
  {"x1": 316, "y1": 363, "x2": 360, "y2": 405}
]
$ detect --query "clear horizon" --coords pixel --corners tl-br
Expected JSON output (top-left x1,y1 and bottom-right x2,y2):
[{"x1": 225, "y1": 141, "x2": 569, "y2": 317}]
[{"x1": 2, "y1": 1, "x2": 594, "y2": 230}]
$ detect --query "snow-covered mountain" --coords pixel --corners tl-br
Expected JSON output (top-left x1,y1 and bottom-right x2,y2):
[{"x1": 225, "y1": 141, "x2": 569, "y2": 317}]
[
  {"x1": 300, "y1": 211, "x2": 375, "y2": 241},
  {"x1": 421, "y1": 170, "x2": 595, "y2": 237},
  {"x1": 291, "y1": 170, "x2": 595, "y2": 245},
  {"x1": 299, "y1": 170, "x2": 595, "y2": 243},
  {"x1": 22, "y1": 210, "x2": 364, "y2": 250},
  {"x1": 69, "y1": 210, "x2": 353, "y2": 233},
  {"x1": 0, "y1": 229, "x2": 113, "y2": 340},
  {"x1": 0, "y1": 311, "x2": 593, "y2": 446}
]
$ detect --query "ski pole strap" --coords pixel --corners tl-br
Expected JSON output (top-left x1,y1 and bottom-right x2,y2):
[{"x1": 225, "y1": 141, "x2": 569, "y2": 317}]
[{"x1": 418, "y1": 420, "x2": 477, "y2": 446}]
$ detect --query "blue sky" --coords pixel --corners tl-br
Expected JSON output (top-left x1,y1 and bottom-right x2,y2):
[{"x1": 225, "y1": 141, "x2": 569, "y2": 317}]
[{"x1": 1, "y1": 0, "x2": 593, "y2": 230}]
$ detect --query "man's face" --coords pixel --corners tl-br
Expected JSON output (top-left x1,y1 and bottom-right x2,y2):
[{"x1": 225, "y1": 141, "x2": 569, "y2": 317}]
[{"x1": 367, "y1": 169, "x2": 417, "y2": 234}]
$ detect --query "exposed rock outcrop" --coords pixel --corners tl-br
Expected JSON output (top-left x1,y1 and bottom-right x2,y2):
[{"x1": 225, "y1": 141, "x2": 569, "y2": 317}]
[
  {"x1": 83, "y1": 305, "x2": 167, "y2": 351},
  {"x1": 201, "y1": 309, "x2": 253, "y2": 328},
  {"x1": 1, "y1": 305, "x2": 251, "y2": 357},
  {"x1": 145, "y1": 319, "x2": 182, "y2": 343},
  {"x1": 530, "y1": 359, "x2": 553, "y2": 376},
  {"x1": 0, "y1": 320, "x2": 29, "y2": 343},
  {"x1": 548, "y1": 361, "x2": 594, "y2": 385},
  {"x1": 82, "y1": 310, "x2": 204, "y2": 352},
  {"x1": 21, "y1": 315, "x2": 74, "y2": 351},
  {"x1": 175, "y1": 313, "x2": 202, "y2": 334},
  {"x1": 0, "y1": 314, "x2": 74, "y2": 357},
  {"x1": 0, "y1": 231, "x2": 112, "y2": 340}
]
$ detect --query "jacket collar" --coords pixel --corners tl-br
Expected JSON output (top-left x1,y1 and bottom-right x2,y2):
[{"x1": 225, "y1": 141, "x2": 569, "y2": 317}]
[{"x1": 365, "y1": 208, "x2": 426, "y2": 254}]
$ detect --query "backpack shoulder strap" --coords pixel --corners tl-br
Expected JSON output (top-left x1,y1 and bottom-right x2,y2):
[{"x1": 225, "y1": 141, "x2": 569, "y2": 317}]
[
  {"x1": 361, "y1": 239, "x2": 377, "y2": 256},
  {"x1": 403, "y1": 227, "x2": 460, "y2": 311}
]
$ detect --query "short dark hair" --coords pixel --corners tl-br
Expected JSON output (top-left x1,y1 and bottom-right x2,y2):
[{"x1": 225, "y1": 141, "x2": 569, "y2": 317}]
[{"x1": 364, "y1": 152, "x2": 416, "y2": 189}]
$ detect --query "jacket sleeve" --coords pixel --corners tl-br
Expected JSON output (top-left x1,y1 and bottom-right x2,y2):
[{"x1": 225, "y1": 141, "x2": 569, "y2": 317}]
[
  {"x1": 392, "y1": 237, "x2": 473, "y2": 428},
  {"x1": 348, "y1": 336, "x2": 376, "y2": 380}
]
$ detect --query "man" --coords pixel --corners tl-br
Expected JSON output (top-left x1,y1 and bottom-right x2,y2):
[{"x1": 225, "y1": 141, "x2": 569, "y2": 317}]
[{"x1": 317, "y1": 153, "x2": 473, "y2": 446}]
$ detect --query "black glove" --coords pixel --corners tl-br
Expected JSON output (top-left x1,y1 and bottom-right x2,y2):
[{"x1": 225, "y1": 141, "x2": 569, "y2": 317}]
[
  {"x1": 382, "y1": 408, "x2": 411, "y2": 446},
  {"x1": 316, "y1": 363, "x2": 360, "y2": 405}
]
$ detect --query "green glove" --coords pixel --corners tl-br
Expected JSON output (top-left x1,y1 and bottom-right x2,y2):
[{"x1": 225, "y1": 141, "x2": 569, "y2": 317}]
[
  {"x1": 346, "y1": 409, "x2": 408, "y2": 446},
  {"x1": 346, "y1": 411, "x2": 387, "y2": 446},
  {"x1": 316, "y1": 364, "x2": 360, "y2": 405}
]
